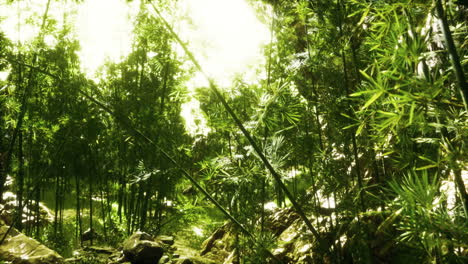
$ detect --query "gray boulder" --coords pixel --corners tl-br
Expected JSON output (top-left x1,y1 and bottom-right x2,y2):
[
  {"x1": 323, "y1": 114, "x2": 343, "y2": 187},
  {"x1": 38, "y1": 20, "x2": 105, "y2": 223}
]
[{"x1": 122, "y1": 231, "x2": 164, "y2": 264}]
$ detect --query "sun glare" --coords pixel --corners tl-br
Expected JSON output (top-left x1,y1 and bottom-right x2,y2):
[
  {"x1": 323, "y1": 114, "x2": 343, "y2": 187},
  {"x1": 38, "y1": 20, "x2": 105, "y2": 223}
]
[
  {"x1": 76, "y1": 0, "x2": 138, "y2": 77},
  {"x1": 0, "y1": 0, "x2": 137, "y2": 77},
  {"x1": 177, "y1": 0, "x2": 270, "y2": 89},
  {"x1": 0, "y1": 0, "x2": 270, "y2": 137},
  {"x1": 176, "y1": 0, "x2": 270, "y2": 137},
  {"x1": 0, "y1": 1, "x2": 61, "y2": 45},
  {"x1": 180, "y1": 98, "x2": 212, "y2": 137}
]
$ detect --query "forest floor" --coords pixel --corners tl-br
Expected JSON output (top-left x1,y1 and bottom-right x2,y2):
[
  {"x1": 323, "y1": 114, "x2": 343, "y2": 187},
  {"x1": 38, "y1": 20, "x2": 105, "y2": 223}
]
[
  {"x1": 173, "y1": 239, "x2": 200, "y2": 258},
  {"x1": 39, "y1": 197, "x2": 209, "y2": 261}
]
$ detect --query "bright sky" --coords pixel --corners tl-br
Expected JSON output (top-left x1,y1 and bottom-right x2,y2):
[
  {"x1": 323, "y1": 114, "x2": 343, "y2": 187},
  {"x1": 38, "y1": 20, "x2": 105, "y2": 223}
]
[
  {"x1": 0, "y1": 0, "x2": 270, "y2": 137},
  {"x1": 177, "y1": 0, "x2": 270, "y2": 89},
  {"x1": 175, "y1": 0, "x2": 270, "y2": 136},
  {"x1": 76, "y1": 0, "x2": 138, "y2": 76}
]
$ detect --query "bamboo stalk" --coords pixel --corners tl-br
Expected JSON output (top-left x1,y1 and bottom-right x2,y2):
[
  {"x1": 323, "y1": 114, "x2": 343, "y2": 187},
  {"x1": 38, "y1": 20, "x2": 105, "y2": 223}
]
[
  {"x1": 434, "y1": 0, "x2": 468, "y2": 214},
  {"x1": 435, "y1": 0, "x2": 468, "y2": 106},
  {"x1": 148, "y1": 1, "x2": 326, "y2": 250},
  {"x1": 0, "y1": 0, "x2": 52, "y2": 198}
]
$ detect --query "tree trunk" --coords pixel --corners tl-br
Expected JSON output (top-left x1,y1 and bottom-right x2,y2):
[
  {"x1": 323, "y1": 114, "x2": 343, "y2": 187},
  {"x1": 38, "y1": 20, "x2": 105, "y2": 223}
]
[
  {"x1": 16, "y1": 130, "x2": 24, "y2": 231},
  {"x1": 88, "y1": 153, "x2": 94, "y2": 246},
  {"x1": 75, "y1": 170, "x2": 83, "y2": 247}
]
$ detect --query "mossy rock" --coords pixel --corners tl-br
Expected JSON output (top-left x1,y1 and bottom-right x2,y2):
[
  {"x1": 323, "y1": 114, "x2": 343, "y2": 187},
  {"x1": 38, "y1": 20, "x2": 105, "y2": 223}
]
[
  {"x1": 122, "y1": 231, "x2": 164, "y2": 264},
  {"x1": 0, "y1": 225, "x2": 64, "y2": 264}
]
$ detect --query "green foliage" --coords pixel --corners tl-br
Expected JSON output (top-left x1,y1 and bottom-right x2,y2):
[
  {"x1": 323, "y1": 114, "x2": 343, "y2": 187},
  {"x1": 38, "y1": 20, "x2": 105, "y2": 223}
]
[
  {"x1": 0, "y1": 0, "x2": 466, "y2": 263},
  {"x1": 383, "y1": 171, "x2": 468, "y2": 262},
  {"x1": 41, "y1": 221, "x2": 75, "y2": 257},
  {"x1": 240, "y1": 231, "x2": 278, "y2": 263}
]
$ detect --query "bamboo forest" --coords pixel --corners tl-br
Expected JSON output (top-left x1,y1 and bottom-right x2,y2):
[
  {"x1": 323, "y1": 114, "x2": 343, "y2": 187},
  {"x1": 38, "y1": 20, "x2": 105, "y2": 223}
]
[{"x1": 0, "y1": 0, "x2": 467, "y2": 263}]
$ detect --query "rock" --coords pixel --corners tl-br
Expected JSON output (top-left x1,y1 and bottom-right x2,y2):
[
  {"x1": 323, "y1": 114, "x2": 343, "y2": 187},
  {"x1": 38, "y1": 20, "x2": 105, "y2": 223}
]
[
  {"x1": 114, "y1": 254, "x2": 128, "y2": 263},
  {"x1": 126, "y1": 231, "x2": 154, "y2": 242},
  {"x1": 0, "y1": 193, "x2": 53, "y2": 226},
  {"x1": 64, "y1": 257, "x2": 81, "y2": 263},
  {"x1": 277, "y1": 219, "x2": 302, "y2": 243},
  {"x1": 198, "y1": 208, "x2": 317, "y2": 264},
  {"x1": 0, "y1": 225, "x2": 64, "y2": 264},
  {"x1": 81, "y1": 228, "x2": 99, "y2": 242},
  {"x1": 83, "y1": 246, "x2": 115, "y2": 254},
  {"x1": 173, "y1": 257, "x2": 217, "y2": 264},
  {"x1": 200, "y1": 225, "x2": 227, "y2": 255},
  {"x1": 175, "y1": 258, "x2": 193, "y2": 264},
  {"x1": 156, "y1": 235, "x2": 175, "y2": 246},
  {"x1": 198, "y1": 223, "x2": 238, "y2": 263},
  {"x1": 222, "y1": 250, "x2": 236, "y2": 264},
  {"x1": 123, "y1": 231, "x2": 164, "y2": 264},
  {"x1": 124, "y1": 240, "x2": 163, "y2": 264},
  {"x1": 264, "y1": 207, "x2": 300, "y2": 236},
  {"x1": 66, "y1": 246, "x2": 122, "y2": 264},
  {"x1": 273, "y1": 218, "x2": 323, "y2": 264},
  {"x1": 159, "y1": 255, "x2": 170, "y2": 263}
]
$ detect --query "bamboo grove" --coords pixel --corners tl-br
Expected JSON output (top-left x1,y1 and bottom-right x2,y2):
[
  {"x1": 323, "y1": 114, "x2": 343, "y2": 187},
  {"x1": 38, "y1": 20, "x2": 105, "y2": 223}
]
[{"x1": 0, "y1": 0, "x2": 467, "y2": 263}]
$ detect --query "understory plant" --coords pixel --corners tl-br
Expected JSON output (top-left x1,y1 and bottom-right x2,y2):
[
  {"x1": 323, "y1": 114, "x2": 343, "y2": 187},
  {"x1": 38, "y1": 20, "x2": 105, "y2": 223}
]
[{"x1": 383, "y1": 171, "x2": 468, "y2": 263}]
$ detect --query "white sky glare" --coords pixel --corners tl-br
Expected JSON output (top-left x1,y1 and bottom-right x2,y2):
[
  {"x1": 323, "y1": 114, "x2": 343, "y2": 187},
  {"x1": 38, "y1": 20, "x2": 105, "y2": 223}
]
[
  {"x1": 76, "y1": 0, "x2": 138, "y2": 76},
  {"x1": 176, "y1": 0, "x2": 270, "y2": 89},
  {"x1": 175, "y1": 0, "x2": 270, "y2": 137},
  {"x1": 0, "y1": 0, "x2": 270, "y2": 137},
  {"x1": 0, "y1": 0, "x2": 269, "y2": 80}
]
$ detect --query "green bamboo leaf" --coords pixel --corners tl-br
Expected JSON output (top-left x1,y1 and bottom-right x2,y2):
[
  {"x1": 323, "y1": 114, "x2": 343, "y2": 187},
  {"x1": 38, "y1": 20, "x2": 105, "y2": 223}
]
[
  {"x1": 360, "y1": 70, "x2": 385, "y2": 90},
  {"x1": 377, "y1": 114, "x2": 399, "y2": 132},
  {"x1": 343, "y1": 123, "x2": 358, "y2": 130},
  {"x1": 350, "y1": 89, "x2": 380, "y2": 97},
  {"x1": 393, "y1": 9, "x2": 400, "y2": 29},
  {"x1": 416, "y1": 164, "x2": 438, "y2": 170},
  {"x1": 382, "y1": 151, "x2": 394, "y2": 156},
  {"x1": 362, "y1": 90, "x2": 384, "y2": 110},
  {"x1": 356, "y1": 5, "x2": 371, "y2": 25},
  {"x1": 428, "y1": 123, "x2": 444, "y2": 129},
  {"x1": 356, "y1": 122, "x2": 366, "y2": 136},
  {"x1": 418, "y1": 156, "x2": 436, "y2": 163},
  {"x1": 377, "y1": 207, "x2": 404, "y2": 234},
  {"x1": 341, "y1": 113, "x2": 356, "y2": 120},
  {"x1": 377, "y1": 110, "x2": 397, "y2": 116}
]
